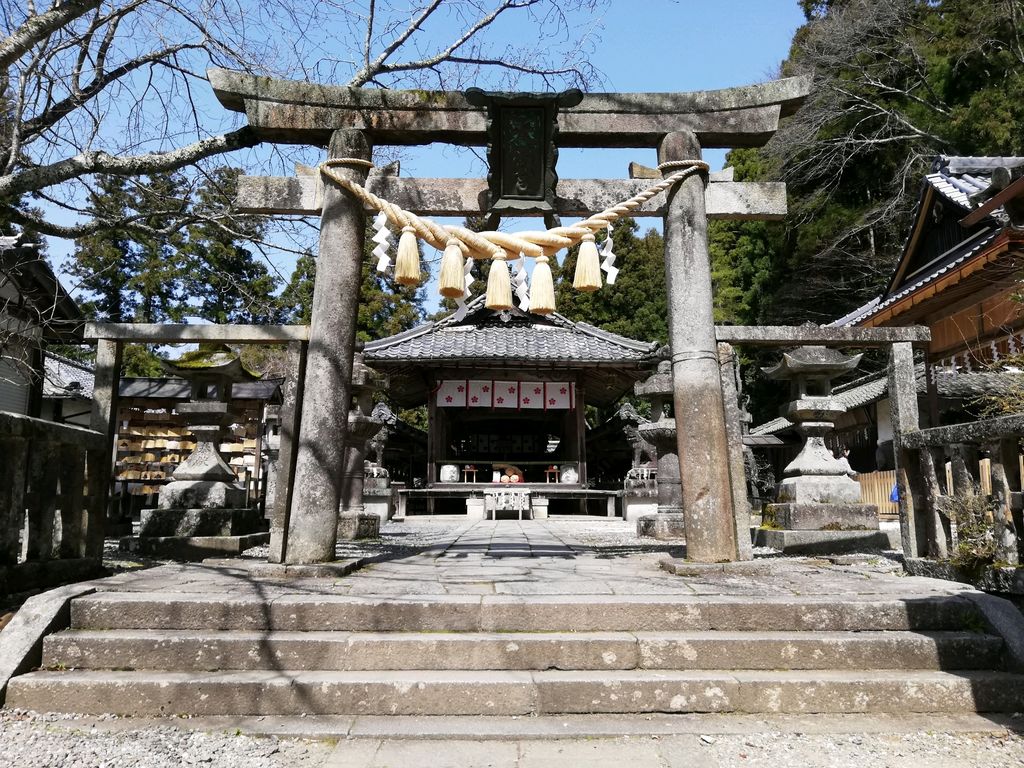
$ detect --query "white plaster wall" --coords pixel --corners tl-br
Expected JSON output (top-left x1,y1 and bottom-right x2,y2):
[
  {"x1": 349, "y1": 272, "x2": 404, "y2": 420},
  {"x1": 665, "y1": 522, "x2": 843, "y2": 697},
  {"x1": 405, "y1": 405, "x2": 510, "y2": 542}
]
[{"x1": 876, "y1": 397, "x2": 893, "y2": 445}]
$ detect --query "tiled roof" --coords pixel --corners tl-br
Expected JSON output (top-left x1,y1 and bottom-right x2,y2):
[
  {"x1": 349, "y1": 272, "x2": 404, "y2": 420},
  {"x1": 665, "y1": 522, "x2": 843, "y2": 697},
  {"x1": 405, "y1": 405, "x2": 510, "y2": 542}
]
[
  {"x1": 751, "y1": 366, "x2": 1024, "y2": 435},
  {"x1": 830, "y1": 227, "x2": 1000, "y2": 327},
  {"x1": 119, "y1": 377, "x2": 283, "y2": 401},
  {"x1": 42, "y1": 352, "x2": 94, "y2": 400},
  {"x1": 364, "y1": 295, "x2": 659, "y2": 365},
  {"x1": 831, "y1": 155, "x2": 1024, "y2": 329},
  {"x1": 928, "y1": 156, "x2": 1024, "y2": 216}
]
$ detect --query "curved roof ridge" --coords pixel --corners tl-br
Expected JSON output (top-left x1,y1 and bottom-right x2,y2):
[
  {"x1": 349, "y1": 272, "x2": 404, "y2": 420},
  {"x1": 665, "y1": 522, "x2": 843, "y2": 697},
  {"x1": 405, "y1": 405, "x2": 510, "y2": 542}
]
[
  {"x1": 573, "y1": 321, "x2": 659, "y2": 352},
  {"x1": 363, "y1": 319, "x2": 437, "y2": 351}
]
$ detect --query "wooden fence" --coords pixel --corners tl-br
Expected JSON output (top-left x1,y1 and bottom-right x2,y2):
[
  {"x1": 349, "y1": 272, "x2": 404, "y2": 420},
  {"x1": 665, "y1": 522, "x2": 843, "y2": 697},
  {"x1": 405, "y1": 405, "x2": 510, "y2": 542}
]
[
  {"x1": 860, "y1": 458, "x2": 1007, "y2": 519},
  {"x1": 858, "y1": 470, "x2": 899, "y2": 518}
]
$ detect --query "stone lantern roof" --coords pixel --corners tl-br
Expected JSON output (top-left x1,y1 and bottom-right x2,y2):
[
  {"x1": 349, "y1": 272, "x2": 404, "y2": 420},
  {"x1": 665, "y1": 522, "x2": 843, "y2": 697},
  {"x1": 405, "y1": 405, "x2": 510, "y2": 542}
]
[
  {"x1": 762, "y1": 345, "x2": 862, "y2": 380},
  {"x1": 161, "y1": 344, "x2": 262, "y2": 382}
]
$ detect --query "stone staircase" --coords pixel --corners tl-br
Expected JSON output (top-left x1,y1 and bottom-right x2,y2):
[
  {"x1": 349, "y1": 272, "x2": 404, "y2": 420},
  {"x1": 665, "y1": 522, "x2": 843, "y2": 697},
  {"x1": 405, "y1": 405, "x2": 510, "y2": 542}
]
[{"x1": 7, "y1": 590, "x2": 1024, "y2": 716}]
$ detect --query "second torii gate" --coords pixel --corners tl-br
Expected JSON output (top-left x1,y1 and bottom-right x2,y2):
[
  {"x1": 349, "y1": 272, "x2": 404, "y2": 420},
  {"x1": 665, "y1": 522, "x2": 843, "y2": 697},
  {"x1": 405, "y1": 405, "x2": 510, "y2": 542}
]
[{"x1": 208, "y1": 69, "x2": 811, "y2": 564}]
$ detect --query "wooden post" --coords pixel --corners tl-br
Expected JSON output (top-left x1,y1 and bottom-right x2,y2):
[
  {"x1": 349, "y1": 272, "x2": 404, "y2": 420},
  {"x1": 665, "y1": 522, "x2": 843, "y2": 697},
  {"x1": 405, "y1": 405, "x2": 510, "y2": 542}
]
[
  {"x1": 718, "y1": 343, "x2": 753, "y2": 560},
  {"x1": 267, "y1": 340, "x2": 306, "y2": 564},
  {"x1": 286, "y1": 129, "x2": 371, "y2": 563},
  {"x1": 86, "y1": 338, "x2": 122, "y2": 559},
  {"x1": 888, "y1": 341, "x2": 928, "y2": 558},
  {"x1": 576, "y1": 381, "x2": 588, "y2": 514},
  {"x1": 426, "y1": 375, "x2": 438, "y2": 487},
  {"x1": 658, "y1": 130, "x2": 737, "y2": 562}
]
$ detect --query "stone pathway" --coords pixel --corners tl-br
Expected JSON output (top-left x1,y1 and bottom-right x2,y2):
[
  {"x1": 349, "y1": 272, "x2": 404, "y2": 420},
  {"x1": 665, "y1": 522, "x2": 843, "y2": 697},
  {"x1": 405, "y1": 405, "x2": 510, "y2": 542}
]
[
  {"x1": 316, "y1": 519, "x2": 960, "y2": 601},
  {"x1": 97, "y1": 518, "x2": 967, "y2": 601}
]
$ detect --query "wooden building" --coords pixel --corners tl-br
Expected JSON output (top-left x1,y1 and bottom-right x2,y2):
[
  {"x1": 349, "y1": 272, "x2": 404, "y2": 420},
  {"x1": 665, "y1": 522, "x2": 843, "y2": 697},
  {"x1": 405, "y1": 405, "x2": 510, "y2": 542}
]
[
  {"x1": 363, "y1": 295, "x2": 659, "y2": 515},
  {"x1": 836, "y1": 156, "x2": 1024, "y2": 367},
  {"x1": 754, "y1": 156, "x2": 1024, "y2": 476},
  {"x1": 0, "y1": 237, "x2": 83, "y2": 416}
]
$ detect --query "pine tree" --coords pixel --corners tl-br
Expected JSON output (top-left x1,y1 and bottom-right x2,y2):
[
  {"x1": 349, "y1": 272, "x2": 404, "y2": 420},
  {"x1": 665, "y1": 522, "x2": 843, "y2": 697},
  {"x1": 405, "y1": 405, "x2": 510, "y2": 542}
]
[
  {"x1": 182, "y1": 168, "x2": 279, "y2": 324},
  {"x1": 128, "y1": 171, "x2": 189, "y2": 323},
  {"x1": 555, "y1": 218, "x2": 669, "y2": 345},
  {"x1": 66, "y1": 174, "x2": 138, "y2": 323},
  {"x1": 278, "y1": 224, "x2": 428, "y2": 341}
]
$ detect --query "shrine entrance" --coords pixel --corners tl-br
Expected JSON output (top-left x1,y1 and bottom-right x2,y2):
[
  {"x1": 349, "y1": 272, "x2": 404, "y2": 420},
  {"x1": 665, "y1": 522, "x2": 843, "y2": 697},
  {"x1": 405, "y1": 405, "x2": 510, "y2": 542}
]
[{"x1": 203, "y1": 68, "x2": 813, "y2": 564}]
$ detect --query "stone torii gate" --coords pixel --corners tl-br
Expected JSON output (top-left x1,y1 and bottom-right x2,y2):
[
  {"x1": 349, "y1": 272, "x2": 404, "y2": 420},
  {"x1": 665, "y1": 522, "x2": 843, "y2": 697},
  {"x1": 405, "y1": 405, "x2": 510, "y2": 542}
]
[{"x1": 208, "y1": 69, "x2": 811, "y2": 564}]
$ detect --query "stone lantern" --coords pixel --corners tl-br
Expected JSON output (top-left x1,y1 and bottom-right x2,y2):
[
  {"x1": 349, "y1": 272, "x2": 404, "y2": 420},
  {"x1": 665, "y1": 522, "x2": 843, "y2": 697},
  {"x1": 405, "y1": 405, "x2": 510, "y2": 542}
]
[
  {"x1": 336, "y1": 355, "x2": 388, "y2": 540},
  {"x1": 140, "y1": 345, "x2": 266, "y2": 554},
  {"x1": 158, "y1": 345, "x2": 256, "y2": 510},
  {"x1": 634, "y1": 356, "x2": 686, "y2": 540},
  {"x1": 757, "y1": 345, "x2": 888, "y2": 553}
]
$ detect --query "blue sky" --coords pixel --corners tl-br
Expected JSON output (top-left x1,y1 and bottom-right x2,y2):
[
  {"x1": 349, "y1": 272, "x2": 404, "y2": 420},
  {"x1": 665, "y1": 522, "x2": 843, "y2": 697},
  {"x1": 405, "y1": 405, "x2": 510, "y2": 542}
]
[
  {"x1": 401, "y1": 0, "x2": 806, "y2": 181},
  {"x1": 47, "y1": 0, "x2": 807, "y2": 311}
]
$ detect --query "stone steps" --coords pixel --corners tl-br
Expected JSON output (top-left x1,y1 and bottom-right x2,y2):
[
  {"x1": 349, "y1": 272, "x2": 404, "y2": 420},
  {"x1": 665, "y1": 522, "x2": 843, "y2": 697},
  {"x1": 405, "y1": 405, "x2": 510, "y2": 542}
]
[
  {"x1": 68, "y1": 592, "x2": 981, "y2": 632},
  {"x1": 41, "y1": 629, "x2": 1004, "y2": 672},
  {"x1": 9, "y1": 589, "x2": 1024, "y2": 717},
  {"x1": 8, "y1": 669, "x2": 1024, "y2": 716}
]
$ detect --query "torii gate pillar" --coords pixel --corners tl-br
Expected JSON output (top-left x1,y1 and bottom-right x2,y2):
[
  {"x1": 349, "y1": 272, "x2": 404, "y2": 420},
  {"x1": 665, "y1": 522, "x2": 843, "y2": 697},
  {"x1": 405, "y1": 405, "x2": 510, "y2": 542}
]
[
  {"x1": 285, "y1": 129, "x2": 371, "y2": 563},
  {"x1": 659, "y1": 131, "x2": 739, "y2": 562}
]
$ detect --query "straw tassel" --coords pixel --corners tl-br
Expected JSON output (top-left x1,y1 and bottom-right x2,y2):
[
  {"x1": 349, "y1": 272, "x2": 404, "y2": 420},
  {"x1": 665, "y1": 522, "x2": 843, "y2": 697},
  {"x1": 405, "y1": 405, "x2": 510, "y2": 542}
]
[
  {"x1": 485, "y1": 254, "x2": 513, "y2": 310},
  {"x1": 438, "y1": 238, "x2": 466, "y2": 298},
  {"x1": 394, "y1": 225, "x2": 421, "y2": 286},
  {"x1": 573, "y1": 232, "x2": 602, "y2": 292},
  {"x1": 529, "y1": 254, "x2": 556, "y2": 315}
]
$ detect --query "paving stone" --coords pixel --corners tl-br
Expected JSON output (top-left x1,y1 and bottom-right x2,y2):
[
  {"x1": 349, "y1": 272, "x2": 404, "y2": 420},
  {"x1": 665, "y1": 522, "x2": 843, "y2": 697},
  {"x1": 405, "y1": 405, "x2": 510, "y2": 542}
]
[{"x1": 518, "y1": 737, "x2": 664, "y2": 767}]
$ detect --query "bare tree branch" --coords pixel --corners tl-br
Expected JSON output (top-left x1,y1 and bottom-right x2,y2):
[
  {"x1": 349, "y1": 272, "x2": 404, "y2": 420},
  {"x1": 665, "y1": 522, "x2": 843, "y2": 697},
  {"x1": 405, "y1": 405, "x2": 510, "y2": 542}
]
[{"x1": 0, "y1": 0, "x2": 102, "y2": 69}]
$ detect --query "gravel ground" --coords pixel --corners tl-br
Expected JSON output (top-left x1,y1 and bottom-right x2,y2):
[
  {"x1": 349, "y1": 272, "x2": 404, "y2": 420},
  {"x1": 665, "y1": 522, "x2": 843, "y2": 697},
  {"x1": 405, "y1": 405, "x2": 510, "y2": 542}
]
[
  {"x1": 0, "y1": 710, "x2": 333, "y2": 768},
  {"x1": 676, "y1": 729, "x2": 1024, "y2": 767},
  {"x1": 2, "y1": 709, "x2": 1023, "y2": 767}
]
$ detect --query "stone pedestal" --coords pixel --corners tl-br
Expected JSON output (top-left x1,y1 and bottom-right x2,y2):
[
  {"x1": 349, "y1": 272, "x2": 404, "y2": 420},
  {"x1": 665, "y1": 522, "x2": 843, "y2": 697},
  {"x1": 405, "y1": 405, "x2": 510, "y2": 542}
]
[
  {"x1": 362, "y1": 472, "x2": 394, "y2": 522},
  {"x1": 336, "y1": 514, "x2": 379, "y2": 540},
  {"x1": 635, "y1": 361, "x2": 685, "y2": 539},
  {"x1": 637, "y1": 513, "x2": 687, "y2": 541},
  {"x1": 159, "y1": 408, "x2": 246, "y2": 511},
  {"x1": 623, "y1": 469, "x2": 658, "y2": 522},
  {"x1": 531, "y1": 496, "x2": 550, "y2": 519},
  {"x1": 466, "y1": 497, "x2": 486, "y2": 520},
  {"x1": 139, "y1": 507, "x2": 264, "y2": 538},
  {"x1": 760, "y1": 345, "x2": 881, "y2": 555}
]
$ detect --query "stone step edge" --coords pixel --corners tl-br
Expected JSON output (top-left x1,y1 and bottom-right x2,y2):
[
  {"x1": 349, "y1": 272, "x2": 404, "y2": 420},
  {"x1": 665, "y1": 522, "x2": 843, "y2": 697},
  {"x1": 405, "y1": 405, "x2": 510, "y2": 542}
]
[
  {"x1": 9, "y1": 668, "x2": 1024, "y2": 716},
  {"x1": 42, "y1": 628, "x2": 1004, "y2": 672},
  {"x1": 68, "y1": 593, "x2": 982, "y2": 632}
]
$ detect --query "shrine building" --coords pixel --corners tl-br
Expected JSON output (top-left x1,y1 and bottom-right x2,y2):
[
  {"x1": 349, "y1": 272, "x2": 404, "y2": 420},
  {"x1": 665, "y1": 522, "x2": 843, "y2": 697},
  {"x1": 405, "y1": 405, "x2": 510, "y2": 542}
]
[{"x1": 363, "y1": 294, "x2": 659, "y2": 517}]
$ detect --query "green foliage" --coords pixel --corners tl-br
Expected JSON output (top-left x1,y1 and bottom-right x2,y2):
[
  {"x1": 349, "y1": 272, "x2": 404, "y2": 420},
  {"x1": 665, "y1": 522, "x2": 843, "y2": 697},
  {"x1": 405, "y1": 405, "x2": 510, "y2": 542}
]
[
  {"x1": 68, "y1": 170, "x2": 278, "y2": 326},
  {"x1": 277, "y1": 225, "x2": 428, "y2": 341},
  {"x1": 949, "y1": 494, "x2": 1002, "y2": 569},
  {"x1": 555, "y1": 218, "x2": 669, "y2": 345},
  {"x1": 279, "y1": 252, "x2": 317, "y2": 324},
  {"x1": 180, "y1": 169, "x2": 279, "y2": 324},
  {"x1": 122, "y1": 344, "x2": 165, "y2": 377},
  {"x1": 757, "y1": 0, "x2": 1024, "y2": 327}
]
